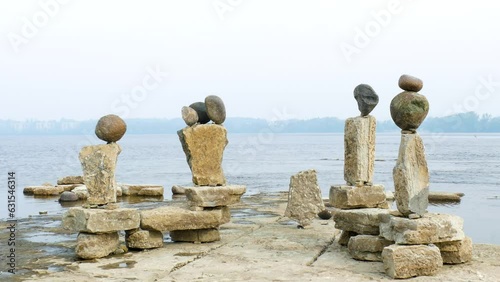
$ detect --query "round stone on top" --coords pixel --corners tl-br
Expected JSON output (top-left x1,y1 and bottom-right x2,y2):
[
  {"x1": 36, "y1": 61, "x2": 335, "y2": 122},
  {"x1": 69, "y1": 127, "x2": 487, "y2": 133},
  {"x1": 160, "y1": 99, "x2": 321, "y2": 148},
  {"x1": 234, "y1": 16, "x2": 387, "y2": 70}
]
[
  {"x1": 205, "y1": 95, "x2": 226, "y2": 124},
  {"x1": 95, "y1": 114, "x2": 127, "y2": 143},
  {"x1": 353, "y1": 84, "x2": 379, "y2": 116},
  {"x1": 398, "y1": 74, "x2": 423, "y2": 92},
  {"x1": 189, "y1": 102, "x2": 210, "y2": 124},
  {"x1": 181, "y1": 106, "x2": 199, "y2": 126}
]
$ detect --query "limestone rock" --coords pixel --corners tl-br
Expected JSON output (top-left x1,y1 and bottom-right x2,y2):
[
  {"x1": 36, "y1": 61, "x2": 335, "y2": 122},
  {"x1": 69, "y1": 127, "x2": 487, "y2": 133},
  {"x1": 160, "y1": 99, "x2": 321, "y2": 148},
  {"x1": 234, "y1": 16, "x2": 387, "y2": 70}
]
[
  {"x1": 72, "y1": 186, "x2": 89, "y2": 200},
  {"x1": 172, "y1": 185, "x2": 186, "y2": 194},
  {"x1": 76, "y1": 232, "x2": 119, "y2": 259},
  {"x1": 393, "y1": 133, "x2": 429, "y2": 216},
  {"x1": 95, "y1": 114, "x2": 127, "y2": 143},
  {"x1": 63, "y1": 207, "x2": 140, "y2": 233},
  {"x1": 333, "y1": 208, "x2": 390, "y2": 235},
  {"x1": 379, "y1": 213, "x2": 465, "y2": 245},
  {"x1": 398, "y1": 74, "x2": 423, "y2": 92},
  {"x1": 137, "y1": 187, "x2": 164, "y2": 197},
  {"x1": 126, "y1": 229, "x2": 164, "y2": 249},
  {"x1": 184, "y1": 185, "x2": 246, "y2": 208},
  {"x1": 24, "y1": 185, "x2": 64, "y2": 196},
  {"x1": 178, "y1": 124, "x2": 228, "y2": 186},
  {"x1": 348, "y1": 235, "x2": 394, "y2": 262},
  {"x1": 116, "y1": 185, "x2": 122, "y2": 197},
  {"x1": 353, "y1": 84, "x2": 379, "y2": 116},
  {"x1": 59, "y1": 191, "x2": 79, "y2": 202},
  {"x1": 382, "y1": 244, "x2": 443, "y2": 279},
  {"x1": 390, "y1": 91, "x2": 429, "y2": 132},
  {"x1": 338, "y1": 230, "x2": 358, "y2": 246},
  {"x1": 344, "y1": 116, "x2": 376, "y2": 186},
  {"x1": 189, "y1": 102, "x2": 210, "y2": 124},
  {"x1": 58, "y1": 184, "x2": 82, "y2": 192},
  {"x1": 79, "y1": 143, "x2": 121, "y2": 205},
  {"x1": 329, "y1": 185, "x2": 386, "y2": 209},
  {"x1": 205, "y1": 95, "x2": 226, "y2": 124},
  {"x1": 182, "y1": 106, "x2": 199, "y2": 126},
  {"x1": 57, "y1": 176, "x2": 84, "y2": 185},
  {"x1": 434, "y1": 237, "x2": 473, "y2": 264},
  {"x1": 170, "y1": 228, "x2": 221, "y2": 243},
  {"x1": 120, "y1": 184, "x2": 164, "y2": 196},
  {"x1": 140, "y1": 206, "x2": 231, "y2": 232},
  {"x1": 284, "y1": 170, "x2": 325, "y2": 226}
]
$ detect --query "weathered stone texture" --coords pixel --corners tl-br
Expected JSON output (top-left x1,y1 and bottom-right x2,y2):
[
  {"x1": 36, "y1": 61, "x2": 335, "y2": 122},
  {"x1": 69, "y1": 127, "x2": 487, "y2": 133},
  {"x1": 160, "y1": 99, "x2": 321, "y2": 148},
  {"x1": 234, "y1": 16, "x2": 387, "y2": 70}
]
[
  {"x1": 333, "y1": 208, "x2": 390, "y2": 235},
  {"x1": 63, "y1": 207, "x2": 140, "y2": 233},
  {"x1": 185, "y1": 185, "x2": 246, "y2": 208},
  {"x1": 329, "y1": 184, "x2": 386, "y2": 209},
  {"x1": 126, "y1": 229, "x2": 164, "y2": 249},
  {"x1": 344, "y1": 116, "x2": 376, "y2": 186},
  {"x1": 284, "y1": 170, "x2": 325, "y2": 226},
  {"x1": 170, "y1": 228, "x2": 221, "y2": 243},
  {"x1": 76, "y1": 232, "x2": 119, "y2": 259},
  {"x1": 348, "y1": 235, "x2": 394, "y2": 262},
  {"x1": 382, "y1": 244, "x2": 443, "y2": 279},
  {"x1": 435, "y1": 237, "x2": 473, "y2": 264}
]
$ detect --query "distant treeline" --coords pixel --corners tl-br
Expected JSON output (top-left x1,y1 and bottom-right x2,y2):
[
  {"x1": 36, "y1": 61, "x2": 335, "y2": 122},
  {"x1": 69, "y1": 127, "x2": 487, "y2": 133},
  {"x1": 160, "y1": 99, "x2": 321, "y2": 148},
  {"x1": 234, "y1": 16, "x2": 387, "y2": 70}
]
[{"x1": 0, "y1": 112, "x2": 499, "y2": 135}]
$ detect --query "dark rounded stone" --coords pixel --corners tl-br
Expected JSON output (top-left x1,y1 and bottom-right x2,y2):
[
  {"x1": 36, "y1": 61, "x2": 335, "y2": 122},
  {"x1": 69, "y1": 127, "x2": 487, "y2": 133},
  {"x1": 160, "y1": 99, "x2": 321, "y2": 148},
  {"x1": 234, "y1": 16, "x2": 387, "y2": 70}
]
[
  {"x1": 390, "y1": 91, "x2": 429, "y2": 132},
  {"x1": 398, "y1": 74, "x2": 423, "y2": 92},
  {"x1": 95, "y1": 114, "x2": 127, "y2": 143},
  {"x1": 181, "y1": 106, "x2": 198, "y2": 126},
  {"x1": 59, "y1": 191, "x2": 79, "y2": 202},
  {"x1": 205, "y1": 95, "x2": 226, "y2": 124},
  {"x1": 353, "y1": 84, "x2": 379, "y2": 116},
  {"x1": 318, "y1": 209, "x2": 332, "y2": 220},
  {"x1": 189, "y1": 102, "x2": 210, "y2": 124}
]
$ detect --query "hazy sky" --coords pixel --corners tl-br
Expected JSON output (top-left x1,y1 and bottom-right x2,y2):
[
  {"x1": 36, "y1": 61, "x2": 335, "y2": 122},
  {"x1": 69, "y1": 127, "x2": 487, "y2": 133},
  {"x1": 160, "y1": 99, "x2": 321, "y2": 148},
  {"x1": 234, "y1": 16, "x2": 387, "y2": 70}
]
[{"x1": 1, "y1": 0, "x2": 500, "y2": 121}]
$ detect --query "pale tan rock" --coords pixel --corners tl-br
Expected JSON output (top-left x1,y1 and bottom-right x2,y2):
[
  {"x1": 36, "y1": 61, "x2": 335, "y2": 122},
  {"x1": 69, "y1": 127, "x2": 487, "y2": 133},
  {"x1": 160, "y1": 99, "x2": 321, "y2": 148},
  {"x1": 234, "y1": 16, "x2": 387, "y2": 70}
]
[
  {"x1": 76, "y1": 232, "x2": 119, "y2": 259},
  {"x1": 79, "y1": 143, "x2": 121, "y2": 205},
  {"x1": 63, "y1": 207, "x2": 140, "y2": 233},
  {"x1": 393, "y1": 133, "x2": 429, "y2": 216},
  {"x1": 116, "y1": 186, "x2": 122, "y2": 197},
  {"x1": 435, "y1": 237, "x2": 473, "y2": 264},
  {"x1": 333, "y1": 208, "x2": 390, "y2": 235},
  {"x1": 285, "y1": 170, "x2": 325, "y2": 226},
  {"x1": 72, "y1": 186, "x2": 88, "y2": 200},
  {"x1": 379, "y1": 213, "x2": 465, "y2": 245},
  {"x1": 170, "y1": 228, "x2": 221, "y2": 243},
  {"x1": 57, "y1": 176, "x2": 84, "y2": 185},
  {"x1": 140, "y1": 206, "x2": 231, "y2": 231},
  {"x1": 120, "y1": 184, "x2": 164, "y2": 196},
  {"x1": 329, "y1": 185, "x2": 386, "y2": 209},
  {"x1": 172, "y1": 185, "x2": 186, "y2": 194},
  {"x1": 344, "y1": 116, "x2": 376, "y2": 186},
  {"x1": 382, "y1": 244, "x2": 443, "y2": 279},
  {"x1": 137, "y1": 187, "x2": 164, "y2": 197},
  {"x1": 185, "y1": 185, "x2": 246, "y2": 208},
  {"x1": 348, "y1": 235, "x2": 393, "y2": 262},
  {"x1": 338, "y1": 230, "x2": 358, "y2": 246},
  {"x1": 58, "y1": 184, "x2": 81, "y2": 192},
  {"x1": 25, "y1": 186, "x2": 64, "y2": 196},
  {"x1": 178, "y1": 124, "x2": 228, "y2": 186},
  {"x1": 126, "y1": 229, "x2": 164, "y2": 249}
]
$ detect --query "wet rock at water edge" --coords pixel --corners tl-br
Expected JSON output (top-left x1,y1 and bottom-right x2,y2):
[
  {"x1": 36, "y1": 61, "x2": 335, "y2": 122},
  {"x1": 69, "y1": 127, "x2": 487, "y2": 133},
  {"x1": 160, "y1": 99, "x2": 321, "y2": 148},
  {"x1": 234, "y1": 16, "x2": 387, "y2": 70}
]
[
  {"x1": 353, "y1": 84, "x2": 379, "y2": 116},
  {"x1": 59, "y1": 191, "x2": 79, "y2": 202},
  {"x1": 182, "y1": 106, "x2": 199, "y2": 126},
  {"x1": 205, "y1": 95, "x2": 226, "y2": 124},
  {"x1": 398, "y1": 74, "x2": 423, "y2": 92},
  {"x1": 189, "y1": 102, "x2": 210, "y2": 124},
  {"x1": 95, "y1": 114, "x2": 127, "y2": 143}
]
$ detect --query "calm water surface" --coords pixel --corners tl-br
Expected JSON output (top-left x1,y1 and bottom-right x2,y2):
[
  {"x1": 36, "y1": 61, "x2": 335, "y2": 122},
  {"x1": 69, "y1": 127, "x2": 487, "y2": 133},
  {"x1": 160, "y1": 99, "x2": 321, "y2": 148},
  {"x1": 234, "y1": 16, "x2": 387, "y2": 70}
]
[{"x1": 0, "y1": 133, "x2": 499, "y2": 244}]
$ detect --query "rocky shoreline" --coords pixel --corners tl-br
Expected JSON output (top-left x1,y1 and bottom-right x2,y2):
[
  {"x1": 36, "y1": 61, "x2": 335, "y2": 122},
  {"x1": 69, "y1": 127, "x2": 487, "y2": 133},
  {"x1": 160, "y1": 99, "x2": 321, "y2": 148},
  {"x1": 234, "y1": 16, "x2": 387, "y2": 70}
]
[{"x1": 1, "y1": 192, "x2": 499, "y2": 282}]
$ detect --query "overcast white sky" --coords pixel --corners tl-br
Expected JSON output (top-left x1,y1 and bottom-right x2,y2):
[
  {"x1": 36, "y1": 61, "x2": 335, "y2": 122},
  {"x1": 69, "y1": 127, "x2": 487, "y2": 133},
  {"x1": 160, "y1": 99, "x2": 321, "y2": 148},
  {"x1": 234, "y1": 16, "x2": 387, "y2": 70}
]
[{"x1": 1, "y1": 0, "x2": 500, "y2": 121}]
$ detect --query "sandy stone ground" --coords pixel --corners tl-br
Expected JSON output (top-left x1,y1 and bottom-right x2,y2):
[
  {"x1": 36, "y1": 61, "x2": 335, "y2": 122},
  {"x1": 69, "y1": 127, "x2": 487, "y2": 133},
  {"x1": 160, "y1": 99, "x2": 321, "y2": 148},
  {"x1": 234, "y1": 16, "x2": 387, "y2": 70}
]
[{"x1": 1, "y1": 192, "x2": 499, "y2": 281}]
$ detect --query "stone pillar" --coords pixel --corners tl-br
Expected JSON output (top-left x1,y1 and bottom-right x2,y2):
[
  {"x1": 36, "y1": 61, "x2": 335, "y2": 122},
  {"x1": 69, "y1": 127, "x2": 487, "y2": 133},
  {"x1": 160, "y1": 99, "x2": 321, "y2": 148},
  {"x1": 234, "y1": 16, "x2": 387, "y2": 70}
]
[
  {"x1": 344, "y1": 116, "x2": 376, "y2": 186},
  {"x1": 79, "y1": 143, "x2": 121, "y2": 205},
  {"x1": 285, "y1": 169, "x2": 325, "y2": 226},
  {"x1": 393, "y1": 133, "x2": 429, "y2": 216}
]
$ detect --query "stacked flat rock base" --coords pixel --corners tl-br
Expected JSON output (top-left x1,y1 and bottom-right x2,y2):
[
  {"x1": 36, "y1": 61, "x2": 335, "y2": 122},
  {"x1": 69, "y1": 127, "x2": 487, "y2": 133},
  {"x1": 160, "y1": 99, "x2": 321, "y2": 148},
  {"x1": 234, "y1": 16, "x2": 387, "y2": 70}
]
[{"x1": 178, "y1": 124, "x2": 228, "y2": 186}]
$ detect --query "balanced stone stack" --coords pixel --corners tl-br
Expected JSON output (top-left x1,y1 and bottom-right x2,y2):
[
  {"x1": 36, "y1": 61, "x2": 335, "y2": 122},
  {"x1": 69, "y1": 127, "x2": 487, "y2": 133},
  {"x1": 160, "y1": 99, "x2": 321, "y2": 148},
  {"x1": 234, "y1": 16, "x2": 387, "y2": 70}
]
[
  {"x1": 174, "y1": 95, "x2": 246, "y2": 242},
  {"x1": 378, "y1": 75, "x2": 472, "y2": 279},
  {"x1": 330, "y1": 84, "x2": 392, "y2": 256}
]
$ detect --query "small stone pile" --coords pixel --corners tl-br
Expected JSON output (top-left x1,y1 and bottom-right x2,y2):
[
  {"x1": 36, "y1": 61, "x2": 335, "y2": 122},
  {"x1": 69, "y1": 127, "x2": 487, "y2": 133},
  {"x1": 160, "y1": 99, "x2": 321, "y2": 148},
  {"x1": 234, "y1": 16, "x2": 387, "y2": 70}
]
[
  {"x1": 379, "y1": 75, "x2": 472, "y2": 279},
  {"x1": 330, "y1": 84, "x2": 392, "y2": 255}
]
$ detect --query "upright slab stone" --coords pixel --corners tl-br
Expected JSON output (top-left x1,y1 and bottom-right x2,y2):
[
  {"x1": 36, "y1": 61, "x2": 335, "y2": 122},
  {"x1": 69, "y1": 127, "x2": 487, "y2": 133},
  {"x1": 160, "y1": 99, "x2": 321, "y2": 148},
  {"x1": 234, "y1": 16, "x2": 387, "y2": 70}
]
[
  {"x1": 333, "y1": 208, "x2": 390, "y2": 235},
  {"x1": 76, "y1": 232, "x2": 119, "y2": 259},
  {"x1": 329, "y1": 185, "x2": 386, "y2": 209},
  {"x1": 63, "y1": 207, "x2": 140, "y2": 233},
  {"x1": 348, "y1": 235, "x2": 394, "y2": 262},
  {"x1": 284, "y1": 170, "x2": 325, "y2": 226},
  {"x1": 344, "y1": 116, "x2": 376, "y2": 186},
  {"x1": 382, "y1": 244, "x2": 443, "y2": 279},
  {"x1": 393, "y1": 133, "x2": 429, "y2": 216},
  {"x1": 79, "y1": 143, "x2": 121, "y2": 205},
  {"x1": 178, "y1": 124, "x2": 228, "y2": 186},
  {"x1": 379, "y1": 213, "x2": 465, "y2": 245},
  {"x1": 184, "y1": 185, "x2": 246, "y2": 208}
]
